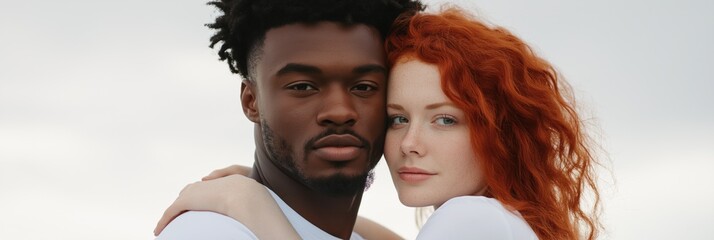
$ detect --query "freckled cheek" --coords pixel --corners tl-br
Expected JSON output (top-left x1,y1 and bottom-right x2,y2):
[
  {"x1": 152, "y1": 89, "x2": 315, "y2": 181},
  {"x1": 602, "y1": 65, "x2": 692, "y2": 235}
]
[
  {"x1": 383, "y1": 135, "x2": 402, "y2": 184},
  {"x1": 445, "y1": 137, "x2": 482, "y2": 183},
  {"x1": 430, "y1": 131, "x2": 471, "y2": 162},
  {"x1": 383, "y1": 131, "x2": 403, "y2": 162}
]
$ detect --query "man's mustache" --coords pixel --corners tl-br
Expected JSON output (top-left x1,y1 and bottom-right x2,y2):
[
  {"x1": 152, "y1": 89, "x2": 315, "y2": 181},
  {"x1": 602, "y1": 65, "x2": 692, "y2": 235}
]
[{"x1": 304, "y1": 129, "x2": 370, "y2": 151}]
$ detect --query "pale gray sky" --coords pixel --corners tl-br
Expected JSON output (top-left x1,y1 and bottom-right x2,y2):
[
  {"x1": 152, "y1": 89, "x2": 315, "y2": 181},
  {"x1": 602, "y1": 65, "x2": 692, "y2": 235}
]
[{"x1": 1, "y1": 0, "x2": 712, "y2": 239}]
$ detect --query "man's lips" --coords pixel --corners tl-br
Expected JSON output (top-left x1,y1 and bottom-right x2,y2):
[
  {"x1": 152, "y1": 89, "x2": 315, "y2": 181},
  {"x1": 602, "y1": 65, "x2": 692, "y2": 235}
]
[
  {"x1": 312, "y1": 134, "x2": 364, "y2": 161},
  {"x1": 397, "y1": 167, "x2": 436, "y2": 182},
  {"x1": 313, "y1": 134, "x2": 363, "y2": 148}
]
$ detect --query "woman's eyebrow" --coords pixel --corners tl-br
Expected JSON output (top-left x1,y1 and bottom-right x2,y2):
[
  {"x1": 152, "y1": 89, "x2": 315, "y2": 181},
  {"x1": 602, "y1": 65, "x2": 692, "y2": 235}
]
[{"x1": 386, "y1": 103, "x2": 404, "y2": 110}]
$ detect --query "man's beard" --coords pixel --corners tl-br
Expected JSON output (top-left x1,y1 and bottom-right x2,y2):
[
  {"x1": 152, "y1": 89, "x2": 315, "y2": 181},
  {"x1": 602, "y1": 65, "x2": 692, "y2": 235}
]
[{"x1": 261, "y1": 121, "x2": 376, "y2": 196}]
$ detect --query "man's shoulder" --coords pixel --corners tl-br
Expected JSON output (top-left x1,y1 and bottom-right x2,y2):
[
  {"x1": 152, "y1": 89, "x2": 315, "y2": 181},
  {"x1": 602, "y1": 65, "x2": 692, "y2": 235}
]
[{"x1": 156, "y1": 211, "x2": 258, "y2": 240}]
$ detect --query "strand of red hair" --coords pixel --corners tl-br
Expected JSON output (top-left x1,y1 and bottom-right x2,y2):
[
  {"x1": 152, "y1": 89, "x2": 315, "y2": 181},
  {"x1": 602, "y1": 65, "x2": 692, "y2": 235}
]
[{"x1": 386, "y1": 8, "x2": 602, "y2": 240}]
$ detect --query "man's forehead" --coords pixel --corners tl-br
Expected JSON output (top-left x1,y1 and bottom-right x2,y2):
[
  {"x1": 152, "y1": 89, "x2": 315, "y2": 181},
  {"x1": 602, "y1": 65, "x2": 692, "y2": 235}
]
[
  {"x1": 264, "y1": 23, "x2": 380, "y2": 52},
  {"x1": 257, "y1": 21, "x2": 386, "y2": 76}
]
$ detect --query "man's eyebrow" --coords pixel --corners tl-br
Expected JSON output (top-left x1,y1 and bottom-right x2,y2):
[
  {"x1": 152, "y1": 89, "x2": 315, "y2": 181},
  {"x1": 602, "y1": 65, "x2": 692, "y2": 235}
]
[
  {"x1": 353, "y1": 64, "x2": 388, "y2": 76},
  {"x1": 276, "y1": 63, "x2": 322, "y2": 76}
]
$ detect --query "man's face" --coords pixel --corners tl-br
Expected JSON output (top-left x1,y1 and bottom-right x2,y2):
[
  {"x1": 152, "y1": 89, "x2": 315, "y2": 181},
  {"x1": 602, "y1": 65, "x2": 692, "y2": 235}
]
[{"x1": 248, "y1": 22, "x2": 387, "y2": 195}]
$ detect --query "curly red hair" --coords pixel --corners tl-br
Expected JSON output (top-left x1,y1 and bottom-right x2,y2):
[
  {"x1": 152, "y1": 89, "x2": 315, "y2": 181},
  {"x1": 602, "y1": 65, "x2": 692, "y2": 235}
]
[{"x1": 386, "y1": 8, "x2": 601, "y2": 240}]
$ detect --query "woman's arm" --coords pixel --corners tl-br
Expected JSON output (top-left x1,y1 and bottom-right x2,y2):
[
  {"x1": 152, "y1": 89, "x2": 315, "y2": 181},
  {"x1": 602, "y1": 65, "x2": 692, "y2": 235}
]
[
  {"x1": 201, "y1": 165, "x2": 405, "y2": 239},
  {"x1": 159, "y1": 164, "x2": 403, "y2": 239},
  {"x1": 154, "y1": 174, "x2": 300, "y2": 239}
]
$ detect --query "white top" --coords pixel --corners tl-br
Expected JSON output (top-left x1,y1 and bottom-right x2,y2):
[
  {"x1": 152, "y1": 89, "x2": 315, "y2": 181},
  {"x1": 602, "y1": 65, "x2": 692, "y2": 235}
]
[
  {"x1": 157, "y1": 187, "x2": 364, "y2": 240},
  {"x1": 416, "y1": 196, "x2": 538, "y2": 240}
]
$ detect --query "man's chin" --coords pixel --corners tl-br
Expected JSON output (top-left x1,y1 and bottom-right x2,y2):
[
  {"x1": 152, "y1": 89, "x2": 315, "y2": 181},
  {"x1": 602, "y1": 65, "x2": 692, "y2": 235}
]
[{"x1": 303, "y1": 172, "x2": 370, "y2": 196}]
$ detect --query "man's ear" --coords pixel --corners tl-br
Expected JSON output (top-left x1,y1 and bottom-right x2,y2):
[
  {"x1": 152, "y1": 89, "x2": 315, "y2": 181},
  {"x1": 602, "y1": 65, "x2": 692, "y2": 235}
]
[{"x1": 240, "y1": 80, "x2": 260, "y2": 123}]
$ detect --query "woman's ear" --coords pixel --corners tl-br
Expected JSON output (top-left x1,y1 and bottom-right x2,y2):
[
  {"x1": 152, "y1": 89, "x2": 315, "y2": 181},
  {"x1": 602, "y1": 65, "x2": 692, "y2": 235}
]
[{"x1": 240, "y1": 80, "x2": 260, "y2": 123}]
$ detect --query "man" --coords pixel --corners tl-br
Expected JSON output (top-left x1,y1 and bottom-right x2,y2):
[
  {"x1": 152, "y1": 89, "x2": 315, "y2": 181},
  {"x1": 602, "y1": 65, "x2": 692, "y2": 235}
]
[{"x1": 156, "y1": 0, "x2": 423, "y2": 239}]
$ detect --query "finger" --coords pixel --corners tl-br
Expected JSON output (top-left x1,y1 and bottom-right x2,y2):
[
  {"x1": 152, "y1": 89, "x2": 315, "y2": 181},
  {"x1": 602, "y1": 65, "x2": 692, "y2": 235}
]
[
  {"x1": 202, "y1": 167, "x2": 230, "y2": 181},
  {"x1": 202, "y1": 165, "x2": 241, "y2": 180},
  {"x1": 155, "y1": 185, "x2": 194, "y2": 236},
  {"x1": 234, "y1": 165, "x2": 252, "y2": 176},
  {"x1": 154, "y1": 203, "x2": 186, "y2": 236},
  {"x1": 201, "y1": 170, "x2": 220, "y2": 181}
]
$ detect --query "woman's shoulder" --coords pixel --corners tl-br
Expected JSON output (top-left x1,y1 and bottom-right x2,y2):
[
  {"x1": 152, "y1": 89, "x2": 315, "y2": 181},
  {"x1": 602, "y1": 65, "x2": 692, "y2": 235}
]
[
  {"x1": 439, "y1": 195, "x2": 505, "y2": 211},
  {"x1": 417, "y1": 196, "x2": 537, "y2": 239},
  {"x1": 429, "y1": 196, "x2": 520, "y2": 223}
]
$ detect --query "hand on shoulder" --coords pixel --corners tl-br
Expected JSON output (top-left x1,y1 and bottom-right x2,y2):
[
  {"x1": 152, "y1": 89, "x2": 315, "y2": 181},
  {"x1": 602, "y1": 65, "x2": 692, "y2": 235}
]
[{"x1": 154, "y1": 174, "x2": 265, "y2": 235}]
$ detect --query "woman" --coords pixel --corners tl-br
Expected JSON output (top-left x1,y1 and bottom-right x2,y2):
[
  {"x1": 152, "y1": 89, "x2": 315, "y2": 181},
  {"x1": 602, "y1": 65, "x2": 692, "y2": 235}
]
[{"x1": 156, "y1": 7, "x2": 601, "y2": 239}]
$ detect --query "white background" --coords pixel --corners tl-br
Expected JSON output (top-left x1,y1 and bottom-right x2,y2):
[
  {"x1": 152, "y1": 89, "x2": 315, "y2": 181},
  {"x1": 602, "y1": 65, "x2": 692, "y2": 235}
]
[{"x1": 1, "y1": 0, "x2": 712, "y2": 239}]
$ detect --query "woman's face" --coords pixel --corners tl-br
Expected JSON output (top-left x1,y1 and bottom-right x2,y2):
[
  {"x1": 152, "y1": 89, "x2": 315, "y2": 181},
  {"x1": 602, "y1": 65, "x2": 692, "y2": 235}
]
[{"x1": 385, "y1": 59, "x2": 487, "y2": 208}]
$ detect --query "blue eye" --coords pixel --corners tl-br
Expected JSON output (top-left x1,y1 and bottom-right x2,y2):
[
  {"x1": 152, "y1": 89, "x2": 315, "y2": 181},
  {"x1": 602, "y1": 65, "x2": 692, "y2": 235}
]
[
  {"x1": 434, "y1": 115, "x2": 456, "y2": 126},
  {"x1": 389, "y1": 115, "x2": 409, "y2": 126}
]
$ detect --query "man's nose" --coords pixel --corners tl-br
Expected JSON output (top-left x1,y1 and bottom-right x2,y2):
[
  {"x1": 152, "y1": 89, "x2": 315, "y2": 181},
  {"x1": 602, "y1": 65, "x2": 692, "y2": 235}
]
[{"x1": 316, "y1": 86, "x2": 358, "y2": 126}]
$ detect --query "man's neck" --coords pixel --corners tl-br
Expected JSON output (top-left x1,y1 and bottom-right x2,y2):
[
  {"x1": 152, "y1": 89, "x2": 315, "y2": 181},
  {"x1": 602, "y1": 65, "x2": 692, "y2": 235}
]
[{"x1": 249, "y1": 151, "x2": 363, "y2": 239}]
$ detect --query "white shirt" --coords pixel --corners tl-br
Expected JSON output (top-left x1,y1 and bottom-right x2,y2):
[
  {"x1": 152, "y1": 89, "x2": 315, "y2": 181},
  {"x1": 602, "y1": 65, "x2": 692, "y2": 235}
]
[
  {"x1": 157, "y1": 187, "x2": 364, "y2": 240},
  {"x1": 417, "y1": 196, "x2": 538, "y2": 239}
]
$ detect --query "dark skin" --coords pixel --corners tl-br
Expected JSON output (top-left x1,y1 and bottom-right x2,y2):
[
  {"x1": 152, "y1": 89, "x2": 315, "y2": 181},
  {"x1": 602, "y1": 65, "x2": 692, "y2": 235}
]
[{"x1": 240, "y1": 22, "x2": 387, "y2": 239}]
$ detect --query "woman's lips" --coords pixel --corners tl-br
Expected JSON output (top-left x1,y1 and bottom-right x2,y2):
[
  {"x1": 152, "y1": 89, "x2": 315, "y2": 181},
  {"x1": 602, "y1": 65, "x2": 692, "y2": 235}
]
[{"x1": 397, "y1": 167, "x2": 436, "y2": 182}]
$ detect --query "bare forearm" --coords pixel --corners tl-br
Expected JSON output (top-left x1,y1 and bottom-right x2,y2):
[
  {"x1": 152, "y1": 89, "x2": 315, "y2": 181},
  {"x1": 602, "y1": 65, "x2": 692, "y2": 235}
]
[{"x1": 224, "y1": 181, "x2": 300, "y2": 239}]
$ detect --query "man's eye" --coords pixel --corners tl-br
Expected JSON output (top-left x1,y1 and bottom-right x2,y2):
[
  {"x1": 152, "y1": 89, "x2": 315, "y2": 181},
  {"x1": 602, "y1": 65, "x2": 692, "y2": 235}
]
[
  {"x1": 434, "y1": 116, "x2": 457, "y2": 126},
  {"x1": 351, "y1": 84, "x2": 375, "y2": 92},
  {"x1": 288, "y1": 83, "x2": 316, "y2": 91}
]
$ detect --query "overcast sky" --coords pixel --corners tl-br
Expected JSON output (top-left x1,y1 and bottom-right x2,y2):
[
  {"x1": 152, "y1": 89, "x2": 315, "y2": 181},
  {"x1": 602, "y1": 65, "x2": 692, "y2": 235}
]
[{"x1": 1, "y1": 0, "x2": 712, "y2": 239}]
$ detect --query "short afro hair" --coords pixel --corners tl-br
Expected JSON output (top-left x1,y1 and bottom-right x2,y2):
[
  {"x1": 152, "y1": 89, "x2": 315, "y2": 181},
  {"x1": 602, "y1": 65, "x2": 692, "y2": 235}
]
[{"x1": 206, "y1": 0, "x2": 425, "y2": 79}]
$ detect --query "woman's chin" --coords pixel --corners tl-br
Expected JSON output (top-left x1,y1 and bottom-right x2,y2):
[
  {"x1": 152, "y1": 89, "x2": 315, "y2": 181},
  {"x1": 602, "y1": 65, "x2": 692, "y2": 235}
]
[{"x1": 398, "y1": 195, "x2": 433, "y2": 208}]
